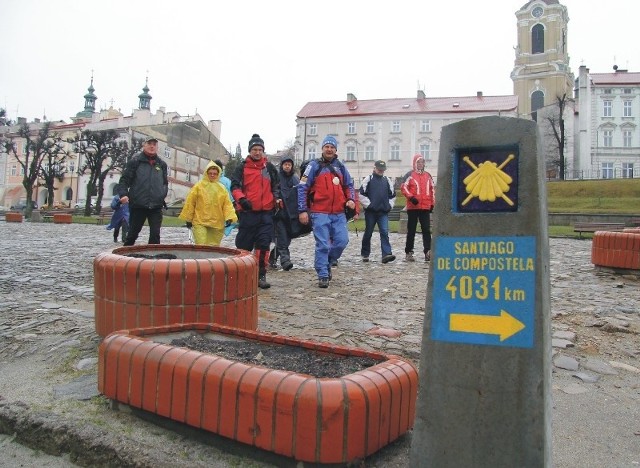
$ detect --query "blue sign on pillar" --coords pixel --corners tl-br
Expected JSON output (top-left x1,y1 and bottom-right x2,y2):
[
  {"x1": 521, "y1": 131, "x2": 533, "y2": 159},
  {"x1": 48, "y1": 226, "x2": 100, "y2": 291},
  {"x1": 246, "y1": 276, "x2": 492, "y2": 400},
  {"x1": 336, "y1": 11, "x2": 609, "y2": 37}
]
[{"x1": 431, "y1": 236, "x2": 536, "y2": 348}]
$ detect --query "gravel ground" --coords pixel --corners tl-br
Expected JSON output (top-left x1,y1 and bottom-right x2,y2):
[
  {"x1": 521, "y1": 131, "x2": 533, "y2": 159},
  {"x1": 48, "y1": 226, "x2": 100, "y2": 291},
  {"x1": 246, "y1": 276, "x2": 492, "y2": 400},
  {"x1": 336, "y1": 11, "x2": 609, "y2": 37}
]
[{"x1": 0, "y1": 221, "x2": 638, "y2": 467}]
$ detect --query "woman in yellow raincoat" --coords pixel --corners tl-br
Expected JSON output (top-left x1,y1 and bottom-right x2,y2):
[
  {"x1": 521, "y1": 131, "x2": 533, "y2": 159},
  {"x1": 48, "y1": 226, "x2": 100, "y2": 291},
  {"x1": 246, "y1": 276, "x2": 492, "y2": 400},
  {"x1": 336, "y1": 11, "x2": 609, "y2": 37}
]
[{"x1": 179, "y1": 161, "x2": 237, "y2": 246}]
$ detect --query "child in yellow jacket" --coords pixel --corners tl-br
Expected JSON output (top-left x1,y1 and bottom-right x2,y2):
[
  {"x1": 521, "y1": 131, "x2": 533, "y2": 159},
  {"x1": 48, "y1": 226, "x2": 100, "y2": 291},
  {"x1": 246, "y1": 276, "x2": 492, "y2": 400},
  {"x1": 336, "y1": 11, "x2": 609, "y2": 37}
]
[{"x1": 179, "y1": 161, "x2": 237, "y2": 246}]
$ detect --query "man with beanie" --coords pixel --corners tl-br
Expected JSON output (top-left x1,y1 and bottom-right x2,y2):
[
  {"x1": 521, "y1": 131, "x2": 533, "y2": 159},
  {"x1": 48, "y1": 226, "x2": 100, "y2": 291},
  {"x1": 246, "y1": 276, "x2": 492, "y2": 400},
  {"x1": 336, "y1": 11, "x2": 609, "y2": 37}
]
[
  {"x1": 298, "y1": 135, "x2": 358, "y2": 288},
  {"x1": 230, "y1": 134, "x2": 281, "y2": 289},
  {"x1": 401, "y1": 153, "x2": 435, "y2": 261},
  {"x1": 270, "y1": 157, "x2": 301, "y2": 271},
  {"x1": 359, "y1": 160, "x2": 396, "y2": 263},
  {"x1": 118, "y1": 137, "x2": 169, "y2": 245}
]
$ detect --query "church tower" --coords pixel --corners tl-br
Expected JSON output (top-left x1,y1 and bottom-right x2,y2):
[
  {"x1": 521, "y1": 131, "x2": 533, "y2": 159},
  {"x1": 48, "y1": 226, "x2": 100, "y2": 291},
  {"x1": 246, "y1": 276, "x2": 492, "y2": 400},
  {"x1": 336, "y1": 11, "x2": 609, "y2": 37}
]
[
  {"x1": 511, "y1": 0, "x2": 574, "y2": 120},
  {"x1": 138, "y1": 77, "x2": 152, "y2": 110},
  {"x1": 73, "y1": 74, "x2": 98, "y2": 122}
]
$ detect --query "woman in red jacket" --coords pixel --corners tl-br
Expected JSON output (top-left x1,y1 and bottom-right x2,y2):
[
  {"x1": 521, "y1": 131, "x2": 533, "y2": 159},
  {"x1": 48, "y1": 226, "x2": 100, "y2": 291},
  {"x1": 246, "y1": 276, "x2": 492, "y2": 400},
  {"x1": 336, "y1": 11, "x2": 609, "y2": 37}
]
[{"x1": 401, "y1": 154, "x2": 435, "y2": 261}]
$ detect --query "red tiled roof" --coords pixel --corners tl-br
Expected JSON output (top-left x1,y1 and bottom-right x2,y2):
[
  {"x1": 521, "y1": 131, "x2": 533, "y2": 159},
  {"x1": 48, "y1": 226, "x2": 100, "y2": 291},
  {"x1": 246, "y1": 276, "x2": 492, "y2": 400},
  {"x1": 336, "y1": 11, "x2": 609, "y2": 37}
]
[
  {"x1": 297, "y1": 95, "x2": 518, "y2": 118},
  {"x1": 590, "y1": 71, "x2": 640, "y2": 85}
]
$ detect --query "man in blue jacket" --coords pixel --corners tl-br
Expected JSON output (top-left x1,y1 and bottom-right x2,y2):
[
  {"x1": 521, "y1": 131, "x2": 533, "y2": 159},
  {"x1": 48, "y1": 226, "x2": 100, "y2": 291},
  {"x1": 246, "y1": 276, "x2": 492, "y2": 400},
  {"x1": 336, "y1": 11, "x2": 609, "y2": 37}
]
[
  {"x1": 359, "y1": 160, "x2": 396, "y2": 263},
  {"x1": 117, "y1": 136, "x2": 168, "y2": 245}
]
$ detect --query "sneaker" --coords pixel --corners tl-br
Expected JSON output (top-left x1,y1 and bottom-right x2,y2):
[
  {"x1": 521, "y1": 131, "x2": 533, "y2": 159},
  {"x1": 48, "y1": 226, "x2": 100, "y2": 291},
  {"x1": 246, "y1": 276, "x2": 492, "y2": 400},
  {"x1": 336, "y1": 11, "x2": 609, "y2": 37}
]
[
  {"x1": 282, "y1": 260, "x2": 293, "y2": 271},
  {"x1": 382, "y1": 254, "x2": 396, "y2": 264},
  {"x1": 268, "y1": 262, "x2": 279, "y2": 270},
  {"x1": 318, "y1": 278, "x2": 330, "y2": 288},
  {"x1": 330, "y1": 259, "x2": 338, "y2": 267},
  {"x1": 362, "y1": 256, "x2": 369, "y2": 262},
  {"x1": 425, "y1": 251, "x2": 431, "y2": 262},
  {"x1": 405, "y1": 252, "x2": 415, "y2": 262},
  {"x1": 258, "y1": 275, "x2": 271, "y2": 289}
]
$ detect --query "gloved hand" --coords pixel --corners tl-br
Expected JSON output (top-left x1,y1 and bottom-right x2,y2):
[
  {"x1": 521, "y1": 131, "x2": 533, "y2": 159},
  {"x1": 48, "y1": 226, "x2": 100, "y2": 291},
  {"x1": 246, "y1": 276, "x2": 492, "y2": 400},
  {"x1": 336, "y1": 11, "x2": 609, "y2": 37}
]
[
  {"x1": 239, "y1": 198, "x2": 252, "y2": 211},
  {"x1": 185, "y1": 221, "x2": 193, "y2": 229},
  {"x1": 225, "y1": 220, "x2": 232, "y2": 227},
  {"x1": 276, "y1": 199, "x2": 284, "y2": 209},
  {"x1": 410, "y1": 196, "x2": 419, "y2": 205}
]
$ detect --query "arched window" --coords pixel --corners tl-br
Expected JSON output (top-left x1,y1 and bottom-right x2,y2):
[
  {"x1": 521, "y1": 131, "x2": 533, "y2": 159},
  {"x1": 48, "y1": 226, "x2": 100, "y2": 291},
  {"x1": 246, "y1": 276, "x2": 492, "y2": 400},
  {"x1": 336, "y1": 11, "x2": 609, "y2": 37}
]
[
  {"x1": 531, "y1": 24, "x2": 544, "y2": 54},
  {"x1": 531, "y1": 90, "x2": 544, "y2": 121},
  {"x1": 65, "y1": 187, "x2": 73, "y2": 201}
]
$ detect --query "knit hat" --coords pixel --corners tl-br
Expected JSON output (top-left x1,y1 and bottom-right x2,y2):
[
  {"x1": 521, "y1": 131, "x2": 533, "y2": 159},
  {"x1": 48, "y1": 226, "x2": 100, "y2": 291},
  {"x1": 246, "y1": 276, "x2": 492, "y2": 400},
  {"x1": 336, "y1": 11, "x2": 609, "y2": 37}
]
[
  {"x1": 248, "y1": 133, "x2": 265, "y2": 152},
  {"x1": 374, "y1": 160, "x2": 387, "y2": 171},
  {"x1": 321, "y1": 135, "x2": 338, "y2": 149}
]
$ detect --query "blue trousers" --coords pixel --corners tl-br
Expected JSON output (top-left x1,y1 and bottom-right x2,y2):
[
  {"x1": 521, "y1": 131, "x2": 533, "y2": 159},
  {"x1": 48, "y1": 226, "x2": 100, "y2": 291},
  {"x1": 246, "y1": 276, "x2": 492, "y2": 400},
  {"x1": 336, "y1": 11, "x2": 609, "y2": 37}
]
[
  {"x1": 360, "y1": 210, "x2": 392, "y2": 257},
  {"x1": 310, "y1": 212, "x2": 349, "y2": 279}
]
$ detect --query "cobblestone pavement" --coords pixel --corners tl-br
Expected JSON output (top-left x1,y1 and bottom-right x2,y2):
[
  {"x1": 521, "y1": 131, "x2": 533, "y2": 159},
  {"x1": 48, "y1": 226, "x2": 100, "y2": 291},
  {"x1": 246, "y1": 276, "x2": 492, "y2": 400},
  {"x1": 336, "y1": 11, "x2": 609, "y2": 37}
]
[{"x1": 0, "y1": 221, "x2": 638, "y2": 467}]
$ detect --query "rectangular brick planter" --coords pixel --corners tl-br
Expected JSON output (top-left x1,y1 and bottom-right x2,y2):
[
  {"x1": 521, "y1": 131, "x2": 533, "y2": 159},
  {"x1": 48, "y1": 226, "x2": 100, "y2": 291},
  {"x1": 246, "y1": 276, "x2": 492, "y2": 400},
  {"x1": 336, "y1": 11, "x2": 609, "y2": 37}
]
[
  {"x1": 5, "y1": 212, "x2": 23, "y2": 223},
  {"x1": 53, "y1": 213, "x2": 73, "y2": 224},
  {"x1": 98, "y1": 323, "x2": 418, "y2": 464}
]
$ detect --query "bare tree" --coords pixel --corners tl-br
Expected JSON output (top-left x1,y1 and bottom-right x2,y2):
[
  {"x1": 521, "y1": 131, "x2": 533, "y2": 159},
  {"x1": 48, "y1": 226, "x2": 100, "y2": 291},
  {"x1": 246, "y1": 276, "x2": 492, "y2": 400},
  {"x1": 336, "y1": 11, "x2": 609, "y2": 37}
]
[
  {"x1": 1, "y1": 122, "x2": 57, "y2": 218},
  {"x1": 71, "y1": 129, "x2": 140, "y2": 215},
  {"x1": 544, "y1": 94, "x2": 568, "y2": 180},
  {"x1": 39, "y1": 133, "x2": 68, "y2": 208},
  {"x1": 0, "y1": 108, "x2": 13, "y2": 126}
]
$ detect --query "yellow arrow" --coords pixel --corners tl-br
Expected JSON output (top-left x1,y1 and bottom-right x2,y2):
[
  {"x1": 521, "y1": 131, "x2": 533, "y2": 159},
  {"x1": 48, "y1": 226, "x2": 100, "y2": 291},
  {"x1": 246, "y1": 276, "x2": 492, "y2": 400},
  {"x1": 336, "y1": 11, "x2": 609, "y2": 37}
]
[{"x1": 449, "y1": 310, "x2": 525, "y2": 341}]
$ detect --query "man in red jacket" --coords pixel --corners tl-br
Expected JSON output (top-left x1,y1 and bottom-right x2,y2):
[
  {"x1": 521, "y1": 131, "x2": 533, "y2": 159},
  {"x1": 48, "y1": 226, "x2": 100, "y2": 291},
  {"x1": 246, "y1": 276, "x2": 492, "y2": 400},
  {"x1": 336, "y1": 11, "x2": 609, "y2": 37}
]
[
  {"x1": 401, "y1": 154, "x2": 435, "y2": 262},
  {"x1": 231, "y1": 134, "x2": 281, "y2": 289}
]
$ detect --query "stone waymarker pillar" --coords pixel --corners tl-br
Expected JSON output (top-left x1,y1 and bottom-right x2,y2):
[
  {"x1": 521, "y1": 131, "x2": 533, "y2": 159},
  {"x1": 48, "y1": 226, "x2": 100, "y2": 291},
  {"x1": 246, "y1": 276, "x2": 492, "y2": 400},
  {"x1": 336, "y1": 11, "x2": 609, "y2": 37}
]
[{"x1": 410, "y1": 116, "x2": 551, "y2": 467}]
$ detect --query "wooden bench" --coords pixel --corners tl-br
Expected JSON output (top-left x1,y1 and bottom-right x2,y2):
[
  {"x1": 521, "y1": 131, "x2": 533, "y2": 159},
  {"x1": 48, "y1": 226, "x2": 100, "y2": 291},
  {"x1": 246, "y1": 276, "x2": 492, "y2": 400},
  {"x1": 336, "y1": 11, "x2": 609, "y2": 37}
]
[
  {"x1": 629, "y1": 217, "x2": 640, "y2": 227},
  {"x1": 96, "y1": 211, "x2": 113, "y2": 225},
  {"x1": 573, "y1": 222, "x2": 625, "y2": 239}
]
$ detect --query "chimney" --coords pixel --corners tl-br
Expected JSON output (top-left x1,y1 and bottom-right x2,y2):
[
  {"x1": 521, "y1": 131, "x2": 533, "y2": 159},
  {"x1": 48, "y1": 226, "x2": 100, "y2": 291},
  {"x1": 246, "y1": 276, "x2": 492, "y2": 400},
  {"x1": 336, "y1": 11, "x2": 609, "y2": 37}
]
[
  {"x1": 477, "y1": 91, "x2": 483, "y2": 97},
  {"x1": 417, "y1": 90, "x2": 426, "y2": 100},
  {"x1": 17, "y1": 117, "x2": 27, "y2": 124},
  {"x1": 34, "y1": 118, "x2": 40, "y2": 123},
  {"x1": 347, "y1": 93, "x2": 357, "y2": 102}
]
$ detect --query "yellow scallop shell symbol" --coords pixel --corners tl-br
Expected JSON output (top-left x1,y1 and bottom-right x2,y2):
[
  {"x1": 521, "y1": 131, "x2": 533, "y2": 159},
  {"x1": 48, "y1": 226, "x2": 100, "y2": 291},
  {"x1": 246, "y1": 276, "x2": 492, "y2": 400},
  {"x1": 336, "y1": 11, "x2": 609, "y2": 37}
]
[{"x1": 462, "y1": 154, "x2": 515, "y2": 206}]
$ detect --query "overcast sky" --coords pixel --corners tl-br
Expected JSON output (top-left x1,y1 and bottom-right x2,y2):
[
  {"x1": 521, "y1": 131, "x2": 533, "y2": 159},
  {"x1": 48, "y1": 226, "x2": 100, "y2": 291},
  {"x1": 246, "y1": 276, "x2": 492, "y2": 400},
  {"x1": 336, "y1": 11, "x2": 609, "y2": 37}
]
[{"x1": 2, "y1": 0, "x2": 639, "y2": 153}]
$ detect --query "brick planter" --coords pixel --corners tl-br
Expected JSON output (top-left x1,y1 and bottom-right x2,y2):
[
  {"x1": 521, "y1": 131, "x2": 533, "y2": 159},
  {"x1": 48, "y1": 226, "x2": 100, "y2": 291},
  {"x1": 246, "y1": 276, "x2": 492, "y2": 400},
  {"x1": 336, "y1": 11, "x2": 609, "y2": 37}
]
[
  {"x1": 5, "y1": 212, "x2": 23, "y2": 223},
  {"x1": 53, "y1": 213, "x2": 73, "y2": 224},
  {"x1": 98, "y1": 323, "x2": 418, "y2": 464},
  {"x1": 591, "y1": 230, "x2": 640, "y2": 273},
  {"x1": 94, "y1": 245, "x2": 258, "y2": 337}
]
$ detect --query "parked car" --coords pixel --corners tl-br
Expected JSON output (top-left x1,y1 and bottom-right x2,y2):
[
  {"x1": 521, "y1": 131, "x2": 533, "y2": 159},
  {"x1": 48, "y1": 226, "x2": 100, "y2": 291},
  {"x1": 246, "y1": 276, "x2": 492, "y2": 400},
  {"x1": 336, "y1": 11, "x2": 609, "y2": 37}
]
[
  {"x1": 74, "y1": 199, "x2": 95, "y2": 209},
  {"x1": 10, "y1": 201, "x2": 38, "y2": 211}
]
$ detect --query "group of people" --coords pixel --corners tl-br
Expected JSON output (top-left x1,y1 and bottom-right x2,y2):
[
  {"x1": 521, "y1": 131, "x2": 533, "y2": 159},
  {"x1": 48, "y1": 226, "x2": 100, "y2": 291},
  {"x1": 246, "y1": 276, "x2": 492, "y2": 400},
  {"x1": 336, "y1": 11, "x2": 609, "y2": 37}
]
[{"x1": 110, "y1": 133, "x2": 435, "y2": 289}]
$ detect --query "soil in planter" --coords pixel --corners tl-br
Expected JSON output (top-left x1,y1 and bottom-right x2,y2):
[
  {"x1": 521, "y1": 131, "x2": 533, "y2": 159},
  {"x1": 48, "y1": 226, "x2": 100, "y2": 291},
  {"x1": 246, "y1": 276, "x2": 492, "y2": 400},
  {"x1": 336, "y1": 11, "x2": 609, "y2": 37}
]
[{"x1": 170, "y1": 334, "x2": 381, "y2": 378}]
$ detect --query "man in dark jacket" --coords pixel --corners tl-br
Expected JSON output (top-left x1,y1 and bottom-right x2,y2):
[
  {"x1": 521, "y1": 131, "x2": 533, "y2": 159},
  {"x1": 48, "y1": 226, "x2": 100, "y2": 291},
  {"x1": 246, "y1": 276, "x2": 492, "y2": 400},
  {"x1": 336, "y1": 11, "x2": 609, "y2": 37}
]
[
  {"x1": 118, "y1": 136, "x2": 168, "y2": 245},
  {"x1": 270, "y1": 157, "x2": 303, "y2": 271},
  {"x1": 359, "y1": 160, "x2": 396, "y2": 263},
  {"x1": 230, "y1": 134, "x2": 281, "y2": 289}
]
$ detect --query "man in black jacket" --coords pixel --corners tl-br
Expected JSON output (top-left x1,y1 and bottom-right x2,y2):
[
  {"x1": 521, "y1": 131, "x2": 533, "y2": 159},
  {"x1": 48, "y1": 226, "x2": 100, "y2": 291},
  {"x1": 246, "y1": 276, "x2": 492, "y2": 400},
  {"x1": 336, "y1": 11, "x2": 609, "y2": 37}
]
[{"x1": 118, "y1": 136, "x2": 168, "y2": 245}]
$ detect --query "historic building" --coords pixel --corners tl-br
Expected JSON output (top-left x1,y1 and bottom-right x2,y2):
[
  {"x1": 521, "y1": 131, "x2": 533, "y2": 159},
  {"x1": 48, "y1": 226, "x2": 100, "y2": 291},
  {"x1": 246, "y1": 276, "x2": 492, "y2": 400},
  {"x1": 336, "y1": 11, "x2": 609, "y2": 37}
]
[
  {"x1": 295, "y1": 91, "x2": 518, "y2": 186},
  {"x1": 1, "y1": 78, "x2": 228, "y2": 209}
]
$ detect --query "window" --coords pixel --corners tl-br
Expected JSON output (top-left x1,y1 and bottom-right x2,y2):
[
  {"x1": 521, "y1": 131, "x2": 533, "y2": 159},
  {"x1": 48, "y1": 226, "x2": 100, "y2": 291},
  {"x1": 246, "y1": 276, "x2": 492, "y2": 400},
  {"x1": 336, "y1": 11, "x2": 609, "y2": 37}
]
[
  {"x1": 390, "y1": 144, "x2": 400, "y2": 160},
  {"x1": 603, "y1": 101, "x2": 612, "y2": 117},
  {"x1": 420, "y1": 120, "x2": 431, "y2": 132},
  {"x1": 623, "y1": 130, "x2": 632, "y2": 147},
  {"x1": 347, "y1": 122, "x2": 356, "y2": 134},
  {"x1": 531, "y1": 24, "x2": 544, "y2": 54},
  {"x1": 603, "y1": 88, "x2": 612, "y2": 94},
  {"x1": 364, "y1": 145, "x2": 374, "y2": 161},
  {"x1": 10, "y1": 165, "x2": 16, "y2": 176},
  {"x1": 531, "y1": 90, "x2": 544, "y2": 121},
  {"x1": 345, "y1": 145, "x2": 356, "y2": 161},
  {"x1": 69, "y1": 161, "x2": 76, "y2": 174},
  {"x1": 186, "y1": 172, "x2": 191, "y2": 182},
  {"x1": 419, "y1": 144, "x2": 431, "y2": 160},
  {"x1": 308, "y1": 123, "x2": 317, "y2": 136},
  {"x1": 164, "y1": 147, "x2": 171, "y2": 159},
  {"x1": 366, "y1": 121, "x2": 375, "y2": 133},
  {"x1": 601, "y1": 162, "x2": 614, "y2": 179},
  {"x1": 622, "y1": 163, "x2": 634, "y2": 178},
  {"x1": 307, "y1": 146, "x2": 317, "y2": 160},
  {"x1": 391, "y1": 121, "x2": 401, "y2": 133},
  {"x1": 623, "y1": 88, "x2": 632, "y2": 94},
  {"x1": 623, "y1": 100, "x2": 632, "y2": 117},
  {"x1": 602, "y1": 130, "x2": 613, "y2": 147},
  {"x1": 185, "y1": 154, "x2": 191, "y2": 165}
]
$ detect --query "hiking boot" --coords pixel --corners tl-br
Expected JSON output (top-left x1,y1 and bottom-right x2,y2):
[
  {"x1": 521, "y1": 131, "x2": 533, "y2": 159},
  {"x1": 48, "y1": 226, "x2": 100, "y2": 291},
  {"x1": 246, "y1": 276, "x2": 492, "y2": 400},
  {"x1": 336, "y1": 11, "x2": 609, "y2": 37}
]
[
  {"x1": 258, "y1": 275, "x2": 271, "y2": 289},
  {"x1": 362, "y1": 256, "x2": 369, "y2": 262},
  {"x1": 330, "y1": 259, "x2": 338, "y2": 267},
  {"x1": 268, "y1": 262, "x2": 279, "y2": 270},
  {"x1": 282, "y1": 260, "x2": 293, "y2": 271},
  {"x1": 425, "y1": 251, "x2": 431, "y2": 262},
  {"x1": 318, "y1": 278, "x2": 330, "y2": 288},
  {"x1": 382, "y1": 254, "x2": 396, "y2": 264},
  {"x1": 328, "y1": 267, "x2": 332, "y2": 280},
  {"x1": 405, "y1": 252, "x2": 415, "y2": 262}
]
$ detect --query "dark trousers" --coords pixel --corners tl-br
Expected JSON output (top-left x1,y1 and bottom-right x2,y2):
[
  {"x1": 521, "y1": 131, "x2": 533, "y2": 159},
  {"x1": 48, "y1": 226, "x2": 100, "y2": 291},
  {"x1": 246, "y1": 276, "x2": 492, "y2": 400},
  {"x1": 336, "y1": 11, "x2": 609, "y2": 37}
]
[
  {"x1": 124, "y1": 207, "x2": 163, "y2": 245},
  {"x1": 405, "y1": 209, "x2": 431, "y2": 253},
  {"x1": 114, "y1": 219, "x2": 129, "y2": 242},
  {"x1": 235, "y1": 211, "x2": 273, "y2": 274},
  {"x1": 272, "y1": 219, "x2": 292, "y2": 265},
  {"x1": 361, "y1": 210, "x2": 392, "y2": 257}
]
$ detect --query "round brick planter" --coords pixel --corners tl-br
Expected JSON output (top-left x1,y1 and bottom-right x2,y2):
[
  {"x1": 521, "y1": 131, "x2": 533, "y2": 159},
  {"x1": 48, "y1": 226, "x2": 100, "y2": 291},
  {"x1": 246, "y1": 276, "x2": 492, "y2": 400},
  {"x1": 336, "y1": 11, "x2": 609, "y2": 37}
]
[
  {"x1": 591, "y1": 230, "x2": 640, "y2": 273},
  {"x1": 53, "y1": 213, "x2": 73, "y2": 223},
  {"x1": 94, "y1": 245, "x2": 258, "y2": 337},
  {"x1": 5, "y1": 212, "x2": 23, "y2": 223},
  {"x1": 98, "y1": 323, "x2": 418, "y2": 464}
]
